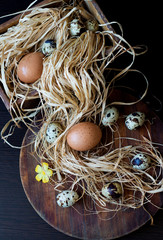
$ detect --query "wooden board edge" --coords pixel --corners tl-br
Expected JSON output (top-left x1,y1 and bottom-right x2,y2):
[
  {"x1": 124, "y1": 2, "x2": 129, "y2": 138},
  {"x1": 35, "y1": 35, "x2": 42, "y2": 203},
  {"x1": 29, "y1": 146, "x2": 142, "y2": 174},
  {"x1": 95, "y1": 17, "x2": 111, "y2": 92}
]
[
  {"x1": 0, "y1": 0, "x2": 69, "y2": 34},
  {"x1": 0, "y1": 85, "x2": 10, "y2": 111}
]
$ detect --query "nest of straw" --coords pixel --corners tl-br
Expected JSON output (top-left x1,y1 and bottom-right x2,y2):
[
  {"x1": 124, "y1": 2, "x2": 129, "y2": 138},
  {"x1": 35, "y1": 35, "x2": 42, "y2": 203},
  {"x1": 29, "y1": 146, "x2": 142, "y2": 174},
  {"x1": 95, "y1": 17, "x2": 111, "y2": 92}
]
[{"x1": 0, "y1": 0, "x2": 163, "y2": 213}]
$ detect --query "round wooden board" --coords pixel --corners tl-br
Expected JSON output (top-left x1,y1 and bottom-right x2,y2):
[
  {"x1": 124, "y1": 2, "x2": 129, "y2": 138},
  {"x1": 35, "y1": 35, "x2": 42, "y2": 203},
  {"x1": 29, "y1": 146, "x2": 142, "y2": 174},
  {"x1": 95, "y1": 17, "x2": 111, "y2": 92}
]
[{"x1": 19, "y1": 90, "x2": 163, "y2": 240}]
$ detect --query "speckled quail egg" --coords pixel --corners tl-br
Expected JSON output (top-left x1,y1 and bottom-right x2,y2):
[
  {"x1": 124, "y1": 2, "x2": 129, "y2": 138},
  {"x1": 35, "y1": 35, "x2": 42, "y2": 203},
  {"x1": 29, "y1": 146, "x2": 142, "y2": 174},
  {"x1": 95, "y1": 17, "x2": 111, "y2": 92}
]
[
  {"x1": 41, "y1": 39, "x2": 56, "y2": 56},
  {"x1": 70, "y1": 19, "x2": 82, "y2": 36},
  {"x1": 131, "y1": 153, "x2": 151, "y2": 170},
  {"x1": 56, "y1": 190, "x2": 79, "y2": 208},
  {"x1": 86, "y1": 19, "x2": 99, "y2": 32},
  {"x1": 45, "y1": 122, "x2": 63, "y2": 143},
  {"x1": 125, "y1": 112, "x2": 145, "y2": 130},
  {"x1": 102, "y1": 182, "x2": 122, "y2": 200},
  {"x1": 102, "y1": 106, "x2": 119, "y2": 126}
]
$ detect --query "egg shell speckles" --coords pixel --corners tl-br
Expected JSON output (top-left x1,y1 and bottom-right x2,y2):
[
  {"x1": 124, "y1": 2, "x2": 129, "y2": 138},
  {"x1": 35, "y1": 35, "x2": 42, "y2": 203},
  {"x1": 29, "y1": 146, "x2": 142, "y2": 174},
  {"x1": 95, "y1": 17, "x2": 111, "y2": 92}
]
[
  {"x1": 125, "y1": 112, "x2": 145, "y2": 130},
  {"x1": 56, "y1": 190, "x2": 79, "y2": 208},
  {"x1": 67, "y1": 122, "x2": 102, "y2": 151},
  {"x1": 102, "y1": 106, "x2": 119, "y2": 126},
  {"x1": 42, "y1": 39, "x2": 56, "y2": 56},
  {"x1": 102, "y1": 182, "x2": 122, "y2": 200},
  {"x1": 131, "y1": 153, "x2": 151, "y2": 170},
  {"x1": 70, "y1": 19, "x2": 82, "y2": 36},
  {"x1": 46, "y1": 123, "x2": 63, "y2": 143},
  {"x1": 86, "y1": 19, "x2": 99, "y2": 32}
]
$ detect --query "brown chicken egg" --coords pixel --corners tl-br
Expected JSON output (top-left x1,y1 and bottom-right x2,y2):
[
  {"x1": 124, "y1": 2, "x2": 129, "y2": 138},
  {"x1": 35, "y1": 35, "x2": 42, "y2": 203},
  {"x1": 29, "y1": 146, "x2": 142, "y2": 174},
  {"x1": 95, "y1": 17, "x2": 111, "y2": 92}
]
[
  {"x1": 17, "y1": 52, "x2": 44, "y2": 83},
  {"x1": 67, "y1": 122, "x2": 102, "y2": 151}
]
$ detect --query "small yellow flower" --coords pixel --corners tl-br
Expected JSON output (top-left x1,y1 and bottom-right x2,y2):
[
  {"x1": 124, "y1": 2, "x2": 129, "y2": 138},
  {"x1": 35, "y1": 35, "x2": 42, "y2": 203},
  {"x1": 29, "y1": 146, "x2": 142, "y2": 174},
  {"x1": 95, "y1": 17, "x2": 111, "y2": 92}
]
[{"x1": 35, "y1": 162, "x2": 53, "y2": 183}]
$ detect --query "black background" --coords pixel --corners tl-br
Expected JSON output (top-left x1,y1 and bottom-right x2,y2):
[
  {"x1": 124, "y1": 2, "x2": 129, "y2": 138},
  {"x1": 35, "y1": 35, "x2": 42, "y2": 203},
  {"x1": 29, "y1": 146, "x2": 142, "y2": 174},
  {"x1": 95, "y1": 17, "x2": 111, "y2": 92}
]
[{"x1": 0, "y1": 1, "x2": 163, "y2": 240}]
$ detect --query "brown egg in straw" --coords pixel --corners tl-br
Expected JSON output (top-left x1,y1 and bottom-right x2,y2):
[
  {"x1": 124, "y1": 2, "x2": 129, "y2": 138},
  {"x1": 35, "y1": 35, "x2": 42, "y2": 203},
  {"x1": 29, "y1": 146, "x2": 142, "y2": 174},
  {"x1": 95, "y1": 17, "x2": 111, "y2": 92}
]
[{"x1": 0, "y1": 0, "x2": 162, "y2": 216}]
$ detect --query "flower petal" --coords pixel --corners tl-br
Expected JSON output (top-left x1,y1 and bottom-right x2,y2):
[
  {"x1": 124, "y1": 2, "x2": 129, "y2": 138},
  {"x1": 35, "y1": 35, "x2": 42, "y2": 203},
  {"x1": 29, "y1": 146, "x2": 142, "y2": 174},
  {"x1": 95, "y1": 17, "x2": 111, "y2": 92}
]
[
  {"x1": 42, "y1": 175, "x2": 49, "y2": 183},
  {"x1": 42, "y1": 162, "x2": 49, "y2": 170},
  {"x1": 35, "y1": 165, "x2": 42, "y2": 173},
  {"x1": 35, "y1": 173, "x2": 42, "y2": 182},
  {"x1": 47, "y1": 169, "x2": 53, "y2": 177}
]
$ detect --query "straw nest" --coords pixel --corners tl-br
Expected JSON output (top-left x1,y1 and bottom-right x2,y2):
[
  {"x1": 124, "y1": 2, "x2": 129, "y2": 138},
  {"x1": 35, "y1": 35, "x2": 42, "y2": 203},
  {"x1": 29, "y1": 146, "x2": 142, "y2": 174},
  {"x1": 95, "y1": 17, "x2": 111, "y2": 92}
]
[{"x1": 0, "y1": 0, "x2": 162, "y2": 213}]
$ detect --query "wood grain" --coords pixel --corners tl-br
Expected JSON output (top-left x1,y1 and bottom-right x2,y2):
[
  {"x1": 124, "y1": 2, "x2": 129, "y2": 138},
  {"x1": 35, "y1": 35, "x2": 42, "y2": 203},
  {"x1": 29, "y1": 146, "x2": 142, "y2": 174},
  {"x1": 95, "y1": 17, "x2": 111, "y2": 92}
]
[{"x1": 19, "y1": 90, "x2": 163, "y2": 240}]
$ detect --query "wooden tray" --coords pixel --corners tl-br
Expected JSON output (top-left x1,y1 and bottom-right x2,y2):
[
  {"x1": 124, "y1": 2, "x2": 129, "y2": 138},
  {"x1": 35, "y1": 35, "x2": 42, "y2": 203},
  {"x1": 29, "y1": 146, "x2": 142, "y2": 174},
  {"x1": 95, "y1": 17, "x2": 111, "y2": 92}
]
[{"x1": 19, "y1": 90, "x2": 163, "y2": 240}]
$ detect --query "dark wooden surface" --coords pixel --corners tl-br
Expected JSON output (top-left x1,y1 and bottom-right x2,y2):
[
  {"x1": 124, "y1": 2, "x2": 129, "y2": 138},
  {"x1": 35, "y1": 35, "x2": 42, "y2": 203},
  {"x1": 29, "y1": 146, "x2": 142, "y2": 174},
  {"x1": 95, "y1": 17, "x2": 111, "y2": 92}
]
[
  {"x1": 19, "y1": 90, "x2": 163, "y2": 240},
  {"x1": 0, "y1": 1, "x2": 163, "y2": 240}
]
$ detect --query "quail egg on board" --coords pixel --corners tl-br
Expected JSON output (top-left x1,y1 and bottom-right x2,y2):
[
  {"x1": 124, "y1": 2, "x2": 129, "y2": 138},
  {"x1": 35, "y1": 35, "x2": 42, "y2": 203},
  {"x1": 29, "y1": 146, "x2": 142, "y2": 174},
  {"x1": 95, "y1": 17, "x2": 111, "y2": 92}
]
[
  {"x1": 45, "y1": 122, "x2": 63, "y2": 143},
  {"x1": 131, "y1": 153, "x2": 151, "y2": 170},
  {"x1": 102, "y1": 106, "x2": 119, "y2": 126},
  {"x1": 125, "y1": 112, "x2": 145, "y2": 130},
  {"x1": 56, "y1": 190, "x2": 79, "y2": 208},
  {"x1": 102, "y1": 182, "x2": 122, "y2": 200}
]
